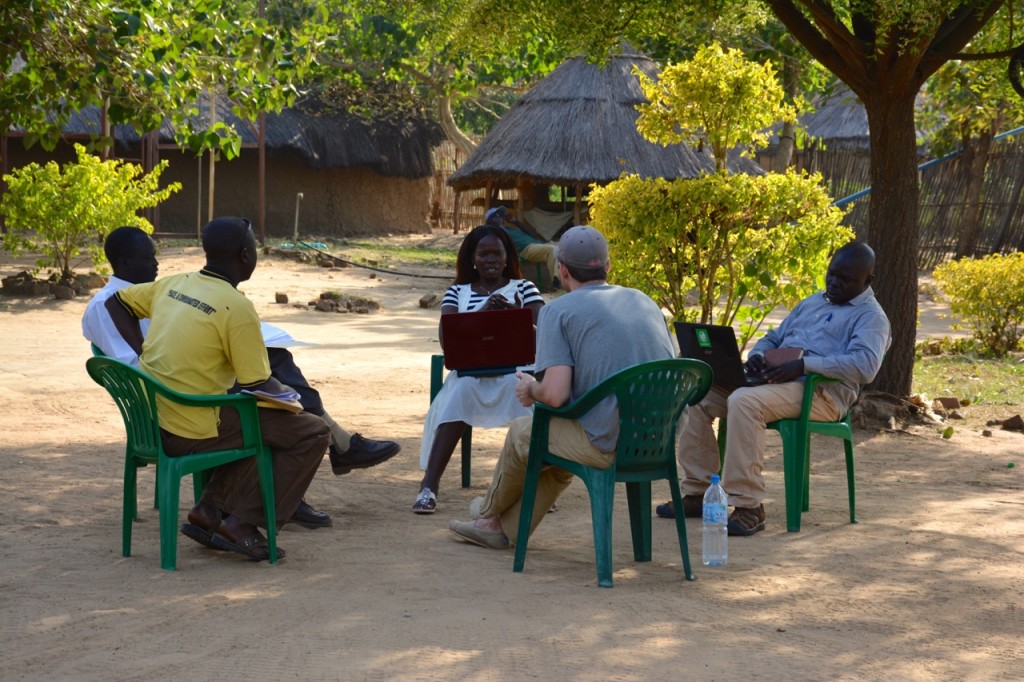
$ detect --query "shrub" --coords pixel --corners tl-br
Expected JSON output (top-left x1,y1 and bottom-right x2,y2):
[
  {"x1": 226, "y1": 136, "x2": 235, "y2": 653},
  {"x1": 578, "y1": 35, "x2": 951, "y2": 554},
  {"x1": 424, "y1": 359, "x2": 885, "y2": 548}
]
[
  {"x1": 589, "y1": 170, "x2": 851, "y2": 348},
  {"x1": 1, "y1": 144, "x2": 180, "y2": 282},
  {"x1": 933, "y1": 252, "x2": 1024, "y2": 356}
]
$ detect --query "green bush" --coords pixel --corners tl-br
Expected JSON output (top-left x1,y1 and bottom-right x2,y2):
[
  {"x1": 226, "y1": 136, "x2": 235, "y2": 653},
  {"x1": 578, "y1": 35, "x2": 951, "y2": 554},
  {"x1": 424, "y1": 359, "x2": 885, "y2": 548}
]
[
  {"x1": 1, "y1": 144, "x2": 180, "y2": 282},
  {"x1": 589, "y1": 42, "x2": 849, "y2": 348},
  {"x1": 589, "y1": 170, "x2": 852, "y2": 348},
  {"x1": 933, "y1": 252, "x2": 1024, "y2": 356}
]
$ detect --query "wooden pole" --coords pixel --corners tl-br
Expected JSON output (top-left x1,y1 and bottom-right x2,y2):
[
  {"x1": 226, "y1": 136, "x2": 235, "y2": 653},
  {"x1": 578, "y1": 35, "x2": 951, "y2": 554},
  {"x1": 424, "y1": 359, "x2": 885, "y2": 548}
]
[
  {"x1": 258, "y1": 111, "x2": 266, "y2": 244},
  {"x1": 207, "y1": 92, "x2": 216, "y2": 223}
]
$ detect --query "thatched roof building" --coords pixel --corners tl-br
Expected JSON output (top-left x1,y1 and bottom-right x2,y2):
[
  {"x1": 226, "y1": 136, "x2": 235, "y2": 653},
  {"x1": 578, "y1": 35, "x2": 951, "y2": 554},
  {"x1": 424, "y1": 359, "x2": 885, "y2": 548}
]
[
  {"x1": 447, "y1": 47, "x2": 762, "y2": 228},
  {"x1": 3, "y1": 93, "x2": 443, "y2": 237}
]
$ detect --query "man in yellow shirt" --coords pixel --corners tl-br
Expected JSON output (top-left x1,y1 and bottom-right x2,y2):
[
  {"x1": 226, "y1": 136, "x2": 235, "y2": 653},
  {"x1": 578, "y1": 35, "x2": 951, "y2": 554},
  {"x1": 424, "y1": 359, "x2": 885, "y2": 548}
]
[{"x1": 107, "y1": 217, "x2": 328, "y2": 561}]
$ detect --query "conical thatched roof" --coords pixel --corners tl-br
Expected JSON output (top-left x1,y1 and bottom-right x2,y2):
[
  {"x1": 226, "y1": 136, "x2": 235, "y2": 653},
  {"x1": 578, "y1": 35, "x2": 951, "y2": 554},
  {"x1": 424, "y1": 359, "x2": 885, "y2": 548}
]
[
  {"x1": 799, "y1": 84, "x2": 869, "y2": 149},
  {"x1": 447, "y1": 48, "x2": 762, "y2": 191},
  {"x1": 789, "y1": 83, "x2": 930, "y2": 150}
]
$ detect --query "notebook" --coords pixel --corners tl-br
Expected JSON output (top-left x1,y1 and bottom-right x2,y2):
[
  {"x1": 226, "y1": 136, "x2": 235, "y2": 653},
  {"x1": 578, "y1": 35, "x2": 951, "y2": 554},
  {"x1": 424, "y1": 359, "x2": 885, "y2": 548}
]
[
  {"x1": 674, "y1": 322, "x2": 766, "y2": 389},
  {"x1": 441, "y1": 307, "x2": 535, "y2": 376}
]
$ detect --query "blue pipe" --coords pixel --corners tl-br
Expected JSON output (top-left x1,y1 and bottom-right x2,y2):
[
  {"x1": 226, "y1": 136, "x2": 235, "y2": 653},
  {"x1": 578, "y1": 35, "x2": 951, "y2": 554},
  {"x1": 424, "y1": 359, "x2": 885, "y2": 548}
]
[{"x1": 831, "y1": 125, "x2": 1024, "y2": 207}]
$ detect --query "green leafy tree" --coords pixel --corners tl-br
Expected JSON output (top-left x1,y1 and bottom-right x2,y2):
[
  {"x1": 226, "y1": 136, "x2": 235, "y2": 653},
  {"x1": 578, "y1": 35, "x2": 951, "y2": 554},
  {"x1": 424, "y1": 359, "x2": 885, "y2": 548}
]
[
  {"x1": 466, "y1": 0, "x2": 1019, "y2": 396},
  {"x1": 0, "y1": 0, "x2": 327, "y2": 156},
  {"x1": 635, "y1": 42, "x2": 799, "y2": 171},
  {"x1": 590, "y1": 173, "x2": 851, "y2": 347},
  {"x1": 589, "y1": 43, "x2": 850, "y2": 347},
  {"x1": 1, "y1": 145, "x2": 181, "y2": 282},
  {"x1": 306, "y1": 0, "x2": 565, "y2": 156},
  {"x1": 921, "y1": 6, "x2": 1024, "y2": 258}
]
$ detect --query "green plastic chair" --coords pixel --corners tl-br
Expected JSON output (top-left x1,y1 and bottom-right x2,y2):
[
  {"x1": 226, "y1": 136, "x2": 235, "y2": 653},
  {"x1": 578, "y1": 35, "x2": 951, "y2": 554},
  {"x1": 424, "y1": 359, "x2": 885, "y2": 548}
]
[
  {"x1": 86, "y1": 356, "x2": 279, "y2": 571},
  {"x1": 429, "y1": 354, "x2": 473, "y2": 488},
  {"x1": 717, "y1": 373, "x2": 856, "y2": 532},
  {"x1": 513, "y1": 358, "x2": 713, "y2": 587}
]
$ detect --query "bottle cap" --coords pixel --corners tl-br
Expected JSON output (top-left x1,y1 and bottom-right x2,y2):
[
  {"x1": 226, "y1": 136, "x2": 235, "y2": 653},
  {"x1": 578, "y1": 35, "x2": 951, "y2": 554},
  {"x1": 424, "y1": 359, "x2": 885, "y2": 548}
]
[{"x1": 710, "y1": 474, "x2": 720, "y2": 485}]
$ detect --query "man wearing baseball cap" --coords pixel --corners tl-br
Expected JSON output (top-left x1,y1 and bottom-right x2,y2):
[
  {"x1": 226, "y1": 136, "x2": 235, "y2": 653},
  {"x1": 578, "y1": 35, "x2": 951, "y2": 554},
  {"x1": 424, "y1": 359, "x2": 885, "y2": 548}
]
[{"x1": 449, "y1": 225, "x2": 675, "y2": 549}]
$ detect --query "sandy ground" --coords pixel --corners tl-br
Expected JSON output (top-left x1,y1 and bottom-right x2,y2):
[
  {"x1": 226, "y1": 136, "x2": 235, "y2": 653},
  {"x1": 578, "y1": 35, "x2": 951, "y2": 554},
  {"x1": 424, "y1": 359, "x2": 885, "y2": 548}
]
[{"x1": 1, "y1": 234, "x2": 1022, "y2": 681}]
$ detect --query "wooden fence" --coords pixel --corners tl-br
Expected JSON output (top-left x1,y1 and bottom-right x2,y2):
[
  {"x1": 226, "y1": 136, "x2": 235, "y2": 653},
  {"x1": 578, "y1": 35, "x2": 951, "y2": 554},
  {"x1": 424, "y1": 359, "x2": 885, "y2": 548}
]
[{"x1": 792, "y1": 136, "x2": 1024, "y2": 269}]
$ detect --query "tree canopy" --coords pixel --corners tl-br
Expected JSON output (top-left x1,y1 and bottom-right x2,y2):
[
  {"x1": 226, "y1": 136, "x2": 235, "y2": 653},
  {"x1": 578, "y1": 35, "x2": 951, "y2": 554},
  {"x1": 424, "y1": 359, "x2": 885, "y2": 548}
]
[
  {"x1": 461, "y1": 0, "x2": 1020, "y2": 396},
  {"x1": 0, "y1": 0, "x2": 326, "y2": 155}
]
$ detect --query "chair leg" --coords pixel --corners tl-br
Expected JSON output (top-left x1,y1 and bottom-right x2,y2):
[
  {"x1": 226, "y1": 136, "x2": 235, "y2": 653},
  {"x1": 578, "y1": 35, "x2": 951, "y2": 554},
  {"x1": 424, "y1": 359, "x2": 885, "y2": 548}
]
[
  {"x1": 255, "y1": 449, "x2": 278, "y2": 564},
  {"x1": 844, "y1": 435, "x2": 857, "y2": 524},
  {"x1": 123, "y1": 458, "x2": 139, "y2": 558},
  {"x1": 192, "y1": 469, "x2": 209, "y2": 505},
  {"x1": 668, "y1": 480, "x2": 695, "y2": 580},
  {"x1": 587, "y1": 469, "x2": 617, "y2": 588},
  {"x1": 460, "y1": 427, "x2": 473, "y2": 488},
  {"x1": 513, "y1": 447, "x2": 546, "y2": 574},
  {"x1": 777, "y1": 422, "x2": 807, "y2": 533},
  {"x1": 152, "y1": 462, "x2": 160, "y2": 510},
  {"x1": 716, "y1": 418, "x2": 727, "y2": 474},
  {"x1": 156, "y1": 461, "x2": 182, "y2": 571},
  {"x1": 625, "y1": 481, "x2": 652, "y2": 563}
]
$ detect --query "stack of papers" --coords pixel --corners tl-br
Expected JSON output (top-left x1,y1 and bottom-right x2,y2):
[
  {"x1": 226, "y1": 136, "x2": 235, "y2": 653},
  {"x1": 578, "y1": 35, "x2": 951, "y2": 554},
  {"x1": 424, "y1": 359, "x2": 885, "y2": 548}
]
[
  {"x1": 260, "y1": 322, "x2": 318, "y2": 349},
  {"x1": 240, "y1": 388, "x2": 303, "y2": 413}
]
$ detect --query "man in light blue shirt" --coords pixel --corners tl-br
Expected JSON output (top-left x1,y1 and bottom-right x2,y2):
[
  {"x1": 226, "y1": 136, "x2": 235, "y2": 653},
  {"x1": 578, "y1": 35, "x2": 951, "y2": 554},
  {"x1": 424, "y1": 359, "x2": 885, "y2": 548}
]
[{"x1": 665, "y1": 242, "x2": 890, "y2": 536}]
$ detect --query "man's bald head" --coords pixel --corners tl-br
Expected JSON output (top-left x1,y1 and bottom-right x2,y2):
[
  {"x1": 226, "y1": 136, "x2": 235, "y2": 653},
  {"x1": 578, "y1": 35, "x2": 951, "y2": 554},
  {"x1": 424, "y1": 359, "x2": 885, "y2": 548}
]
[
  {"x1": 825, "y1": 241, "x2": 875, "y2": 304},
  {"x1": 201, "y1": 216, "x2": 258, "y2": 283}
]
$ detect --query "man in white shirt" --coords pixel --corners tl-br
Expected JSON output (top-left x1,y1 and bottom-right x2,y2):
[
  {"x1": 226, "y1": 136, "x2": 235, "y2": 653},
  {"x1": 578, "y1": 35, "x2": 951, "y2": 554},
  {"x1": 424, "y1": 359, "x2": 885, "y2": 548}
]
[{"x1": 83, "y1": 226, "x2": 401, "y2": 530}]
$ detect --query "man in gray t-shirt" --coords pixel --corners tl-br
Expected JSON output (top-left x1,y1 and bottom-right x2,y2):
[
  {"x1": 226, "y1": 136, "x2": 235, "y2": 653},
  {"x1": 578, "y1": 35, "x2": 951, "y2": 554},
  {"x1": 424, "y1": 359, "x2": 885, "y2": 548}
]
[{"x1": 448, "y1": 226, "x2": 675, "y2": 549}]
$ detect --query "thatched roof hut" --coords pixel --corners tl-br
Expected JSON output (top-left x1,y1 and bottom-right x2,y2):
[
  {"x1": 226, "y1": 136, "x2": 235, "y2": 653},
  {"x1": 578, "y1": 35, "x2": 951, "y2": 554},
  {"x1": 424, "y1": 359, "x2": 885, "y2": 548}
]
[
  {"x1": 3, "y1": 93, "x2": 444, "y2": 237},
  {"x1": 447, "y1": 47, "x2": 762, "y2": 229}
]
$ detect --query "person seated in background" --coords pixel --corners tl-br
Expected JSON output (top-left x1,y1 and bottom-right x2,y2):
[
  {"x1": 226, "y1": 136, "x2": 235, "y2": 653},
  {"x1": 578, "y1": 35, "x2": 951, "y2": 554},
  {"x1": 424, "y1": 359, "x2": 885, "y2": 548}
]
[
  {"x1": 414, "y1": 224, "x2": 545, "y2": 514},
  {"x1": 485, "y1": 206, "x2": 559, "y2": 290},
  {"x1": 659, "y1": 241, "x2": 890, "y2": 537},
  {"x1": 84, "y1": 226, "x2": 401, "y2": 531},
  {"x1": 104, "y1": 217, "x2": 328, "y2": 562}
]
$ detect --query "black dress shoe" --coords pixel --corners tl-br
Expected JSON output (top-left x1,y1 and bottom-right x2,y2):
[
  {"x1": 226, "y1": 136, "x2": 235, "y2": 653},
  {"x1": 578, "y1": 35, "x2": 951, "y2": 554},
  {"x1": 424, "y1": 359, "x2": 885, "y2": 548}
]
[
  {"x1": 288, "y1": 499, "x2": 332, "y2": 529},
  {"x1": 330, "y1": 434, "x2": 401, "y2": 475}
]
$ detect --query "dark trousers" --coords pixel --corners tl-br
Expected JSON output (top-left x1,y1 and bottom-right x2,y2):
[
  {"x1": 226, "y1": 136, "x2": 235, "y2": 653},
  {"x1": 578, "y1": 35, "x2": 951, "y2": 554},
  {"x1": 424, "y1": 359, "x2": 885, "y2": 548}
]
[
  {"x1": 162, "y1": 407, "x2": 329, "y2": 528},
  {"x1": 267, "y1": 347, "x2": 325, "y2": 416}
]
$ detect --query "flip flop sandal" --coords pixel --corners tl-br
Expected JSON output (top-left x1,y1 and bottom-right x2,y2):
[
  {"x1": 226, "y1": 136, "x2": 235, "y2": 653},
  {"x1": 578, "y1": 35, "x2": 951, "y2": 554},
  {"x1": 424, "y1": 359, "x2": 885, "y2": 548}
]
[
  {"x1": 412, "y1": 488, "x2": 437, "y2": 514},
  {"x1": 211, "y1": 531, "x2": 286, "y2": 561},
  {"x1": 180, "y1": 523, "x2": 228, "y2": 551}
]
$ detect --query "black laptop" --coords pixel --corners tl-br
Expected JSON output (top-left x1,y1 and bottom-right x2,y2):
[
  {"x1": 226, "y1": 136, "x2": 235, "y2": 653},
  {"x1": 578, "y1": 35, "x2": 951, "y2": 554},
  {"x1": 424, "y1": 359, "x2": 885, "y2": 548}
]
[
  {"x1": 674, "y1": 322, "x2": 765, "y2": 389},
  {"x1": 441, "y1": 307, "x2": 535, "y2": 377}
]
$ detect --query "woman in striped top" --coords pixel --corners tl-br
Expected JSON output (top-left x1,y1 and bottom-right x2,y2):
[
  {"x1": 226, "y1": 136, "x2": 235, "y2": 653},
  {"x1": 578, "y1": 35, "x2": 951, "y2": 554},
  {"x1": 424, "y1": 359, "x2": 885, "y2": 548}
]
[{"x1": 415, "y1": 225, "x2": 544, "y2": 513}]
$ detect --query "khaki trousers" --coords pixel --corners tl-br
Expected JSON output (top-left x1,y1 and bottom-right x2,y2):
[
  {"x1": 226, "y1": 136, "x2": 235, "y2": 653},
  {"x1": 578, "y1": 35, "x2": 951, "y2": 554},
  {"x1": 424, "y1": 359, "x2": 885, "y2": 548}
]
[
  {"x1": 677, "y1": 382, "x2": 839, "y2": 508},
  {"x1": 480, "y1": 415, "x2": 614, "y2": 545},
  {"x1": 162, "y1": 407, "x2": 329, "y2": 529}
]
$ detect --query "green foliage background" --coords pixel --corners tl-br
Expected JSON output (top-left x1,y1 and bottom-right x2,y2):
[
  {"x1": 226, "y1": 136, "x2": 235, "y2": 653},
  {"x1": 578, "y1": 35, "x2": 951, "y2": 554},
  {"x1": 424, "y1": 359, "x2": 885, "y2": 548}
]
[
  {"x1": 933, "y1": 252, "x2": 1024, "y2": 356},
  {"x1": 1, "y1": 145, "x2": 181, "y2": 280},
  {"x1": 590, "y1": 171, "x2": 851, "y2": 347}
]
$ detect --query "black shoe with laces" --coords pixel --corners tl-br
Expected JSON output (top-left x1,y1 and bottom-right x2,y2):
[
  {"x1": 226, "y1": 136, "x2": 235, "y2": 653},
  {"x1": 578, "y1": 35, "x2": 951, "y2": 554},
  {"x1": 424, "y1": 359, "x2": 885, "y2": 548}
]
[
  {"x1": 329, "y1": 434, "x2": 401, "y2": 475},
  {"x1": 288, "y1": 499, "x2": 332, "y2": 529}
]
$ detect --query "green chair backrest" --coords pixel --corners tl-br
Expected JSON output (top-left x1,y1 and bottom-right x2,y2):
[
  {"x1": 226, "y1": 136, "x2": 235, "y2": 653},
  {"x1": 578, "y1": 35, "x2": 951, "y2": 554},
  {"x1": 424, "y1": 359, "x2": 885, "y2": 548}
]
[
  {"x1": 87, "y1": 356, "x2": 162, "y2": 464},
  {"x1": 553, "y1": 358, "x2": 712, "y2": 472}
]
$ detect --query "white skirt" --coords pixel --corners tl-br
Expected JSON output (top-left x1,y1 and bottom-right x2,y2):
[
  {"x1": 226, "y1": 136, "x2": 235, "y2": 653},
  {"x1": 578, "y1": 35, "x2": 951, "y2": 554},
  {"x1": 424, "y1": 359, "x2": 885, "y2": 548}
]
[{"x1": 419, "y1": 371, "x2": 533, "y2": 469}]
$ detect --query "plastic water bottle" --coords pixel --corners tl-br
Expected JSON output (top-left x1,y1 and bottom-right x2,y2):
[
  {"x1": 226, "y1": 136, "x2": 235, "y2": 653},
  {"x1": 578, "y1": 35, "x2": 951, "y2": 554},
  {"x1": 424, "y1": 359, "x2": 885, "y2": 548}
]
[{"x1": 702, "y1": 474, "x2": 728, "y2": 566}]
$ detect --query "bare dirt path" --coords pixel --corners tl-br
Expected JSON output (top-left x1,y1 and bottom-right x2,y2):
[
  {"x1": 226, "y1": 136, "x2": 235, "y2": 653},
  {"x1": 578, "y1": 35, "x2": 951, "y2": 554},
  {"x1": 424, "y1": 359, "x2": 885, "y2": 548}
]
[{"x1": 1, "y1": 236, "x2": 1021, "y2": 681}]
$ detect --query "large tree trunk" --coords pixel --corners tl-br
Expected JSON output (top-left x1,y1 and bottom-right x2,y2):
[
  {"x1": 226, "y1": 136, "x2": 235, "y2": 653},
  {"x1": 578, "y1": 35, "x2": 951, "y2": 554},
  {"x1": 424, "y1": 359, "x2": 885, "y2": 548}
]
[{"x1": 864, "y1": 93, "x2": 919, "y2": 396}]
